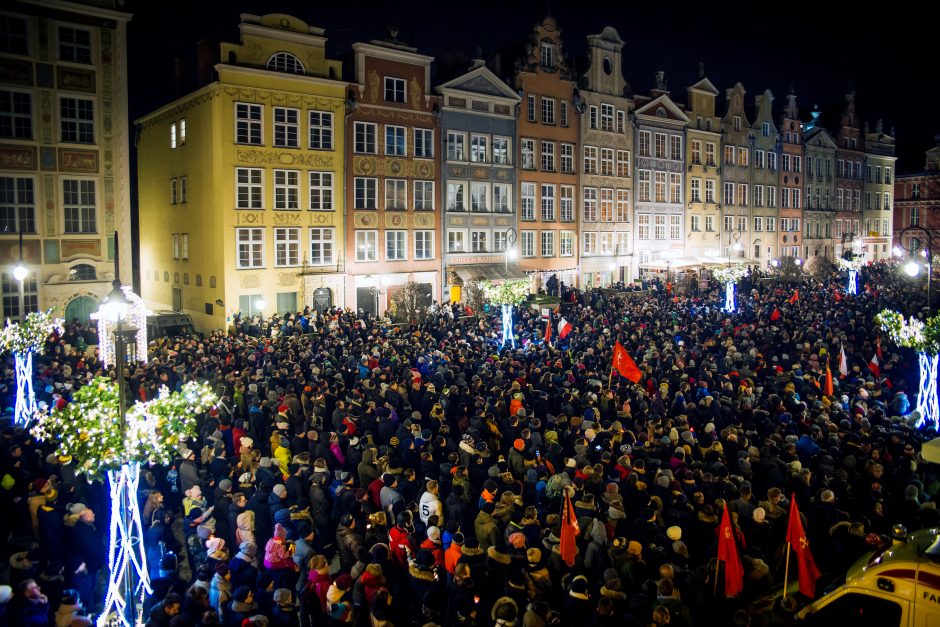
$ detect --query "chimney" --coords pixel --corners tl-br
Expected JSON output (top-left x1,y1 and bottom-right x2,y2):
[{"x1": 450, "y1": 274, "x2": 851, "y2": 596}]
[{"x1": 174, "y1": 57, "x2": 183, "y2": 97}]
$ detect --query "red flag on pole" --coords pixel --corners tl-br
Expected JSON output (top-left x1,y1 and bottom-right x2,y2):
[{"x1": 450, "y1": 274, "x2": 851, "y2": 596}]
[
  {"x1": 868, "y1": 353, "x2": 880, "y2": 378},
  {"x1": 544, "y1": 310, "x2": 552, "y2": 345},
  {"x1": 789, "y1": 290, "x2": 799, "y2": 304},
  {"x1": 612, "y1": 341, "x2": 642, "y2": 383},
  {"x1": 557, "y1": 317, "x2": 573, "y2": 339},
  {"x1": 559, "y1": 490, "x2": 579, "y2": 567},
  {"x1": 770, "y1": 307, "x2": 782, "y2": 321},
  {"x1": 824, "y1": 361, "x2": 834, "y2": 397},
  {"x1": 717, "y1": 506, "x2": 744, "y2": 597},
  {"x1": 833, "y1": 289, "x2": 842, "y2": 303},
  {"x1": 787, "y1": 494, "x2": 821, "y2": 598}
]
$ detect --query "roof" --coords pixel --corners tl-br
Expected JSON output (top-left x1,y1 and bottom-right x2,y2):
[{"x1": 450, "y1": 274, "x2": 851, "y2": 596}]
[{"x1": 845, "y1": 528, "x2": 940, "y2": 586}]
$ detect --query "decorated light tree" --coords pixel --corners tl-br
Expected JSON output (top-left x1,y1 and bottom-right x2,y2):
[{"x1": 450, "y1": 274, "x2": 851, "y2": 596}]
[
  {"x1": 712, "y1": 265, "x2": 748, "y2": 313},
  {"x1": 875, "y1": 309, "x2": 940, "y2": 429},
  {"x1": 0, "y1": 309, "x2": 63, "y2": 424},
  {"x1": 480, "y1": 278, "x2": 530, "y2": 349},
  {"x1": 837, "y1": 256, "x2": 864, "y2": 295},
  {"x1": 31, "y1": 377, "x2": 217, "y2": 626}
]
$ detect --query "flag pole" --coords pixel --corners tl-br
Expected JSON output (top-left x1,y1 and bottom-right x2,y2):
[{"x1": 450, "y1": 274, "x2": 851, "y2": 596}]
[
  {"x1": 608, "y1": 362, "x2": 615, "y2": 390},
  {"x1": 783, "y1": 541, "x2": 792, "y2": 600},
  {"x1": 713, "y1": 559, "x2": 720, "y2": 596}
]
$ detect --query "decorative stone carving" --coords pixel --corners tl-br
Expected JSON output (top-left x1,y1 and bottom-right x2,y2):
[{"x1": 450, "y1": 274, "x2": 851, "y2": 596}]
[
  {"x1": 234, "y1": 148, "x2": 334, "y2": 169},
  {"x1": 272, "y1": 212, "x2": 302, "y2": 226},
  {"x1": 235, "y1": 212, "x2": 264, "y2": 225},
  {"x1": 240, "y1": 274, "x2": 260, "y2": 288}
]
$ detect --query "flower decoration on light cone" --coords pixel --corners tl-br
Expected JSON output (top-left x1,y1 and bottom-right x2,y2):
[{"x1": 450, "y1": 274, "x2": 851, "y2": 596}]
[
  {"x1": 711, "y1": 264, "x2": 749, "y2": 285},
  {"x1": 0, "y1": 309, "x2": 64, "y2": 425},
  {"x1": 836, "y1": 257, "x2": 865, "y2": 272},
  {"x1": 875, "y1": 309, "x2": 940, "y2": 429},
  {"x1": 480, "y1": 278, "x2": 529, "y2": 350}
]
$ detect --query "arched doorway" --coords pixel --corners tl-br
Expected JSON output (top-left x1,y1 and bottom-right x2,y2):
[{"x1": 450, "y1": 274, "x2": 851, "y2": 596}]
[{"x1": 65, "y1": 295, "x2": 97, "y2": 324}]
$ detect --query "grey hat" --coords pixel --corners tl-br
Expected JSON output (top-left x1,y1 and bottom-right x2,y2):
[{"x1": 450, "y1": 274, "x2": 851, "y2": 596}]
[
  {"x1": 238, "y1": 541, "x2": 257, "y2": 558},
  {"x1": 179, "y1": 447, "x2": 194, "y2": 459},
  {"x1": 272, "y1": 484, "x2": 287, "y2": 498},
  {"x1": 67, "y1": 502, "x2": 87, "y2": 516},
  {"x1": 259, "y1": 457, "x2": 272, "y2": 468},
  {"x1": 219, "y1": 479, "x2": 233, "y2": 492}
]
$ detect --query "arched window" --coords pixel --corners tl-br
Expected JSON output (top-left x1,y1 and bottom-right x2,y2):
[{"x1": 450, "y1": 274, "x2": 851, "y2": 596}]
[
  {"x1": 266, "y1": 52, "x2": 305, "y2": 75},
  {"x1": 69, "y1": 263, "x2": 96, "y2": 281}
]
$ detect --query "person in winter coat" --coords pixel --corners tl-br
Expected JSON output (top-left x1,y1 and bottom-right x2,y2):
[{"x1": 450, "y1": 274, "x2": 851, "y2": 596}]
[
  {"x1": 419, "y1": 526, "x2": 445, "y2": 568},
  {"x1": 583, "y1": 519, "x2": 610, "y2": 579},
  {"x1": 235, "y1": 509, "x2": 256, "y2": 546},
  {"x1": 325, "y1": 573, "x2": 355, "y2": 624},
  {"x1": 418, "y1": 480, "x2": 443, "y2": 527},
  {"x1": 144, "y1": 591, "x2": 182, "y2": 627},
  {"x1": 271, "y1": 587, "x2": 299, "y2": 627},
  {"x1": 225, "y1": 586, "x2": 258, "y2": 627},
  {"x1": 491, "y1": 596, "x2": 520, "y2": 627},
  {"x1": 54, "y1": 588, "x2": 86, "y2": 627},
  {"x1": 177, "y1": 448, "x2": 200, "y2": 495},
  {"x1": 474, "y1": 501, "x2": 499, "y2": 552},
  {"x1": 358, "y1": 562, "x2": 386, "y2": 609},
  {"x1": 248, "y1": 487, "x2": 274, "y2": 547},
  {"x1": 208, "y1": 563, "x2": 232, "y2": 617},
  {"x1": 265, "y1": 523, "x2": 299, "y2": 588},
  {"x1": 335, "y1": 514, "x2": 364, "y2": 573},
  {"x1": 304, "y1": 554, "x2": 331, "y2": 617}
]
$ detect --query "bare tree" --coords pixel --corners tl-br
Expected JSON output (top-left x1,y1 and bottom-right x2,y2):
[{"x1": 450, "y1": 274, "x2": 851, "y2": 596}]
[
  {"x1": 390, "y1": 280, "x2": 431, "y2": 324},
  {"x1": 464, "y1": 281, "x2": 485, "y2": 316}
]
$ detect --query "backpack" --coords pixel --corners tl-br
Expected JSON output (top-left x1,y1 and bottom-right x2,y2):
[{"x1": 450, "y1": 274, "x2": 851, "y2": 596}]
[{"x1": 545, "y1": 473, "x2": 570, "y2": 500}]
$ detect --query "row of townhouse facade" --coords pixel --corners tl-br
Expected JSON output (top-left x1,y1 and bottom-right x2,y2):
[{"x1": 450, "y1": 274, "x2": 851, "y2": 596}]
[{"x1": 133, "y1": 14, "x2": 897, "y2": 331}]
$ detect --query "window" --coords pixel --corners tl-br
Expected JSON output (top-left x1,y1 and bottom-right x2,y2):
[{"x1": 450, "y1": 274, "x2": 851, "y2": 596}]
[
  {"x1": 235, "y1": 168, "x2": 263, "y2": 209},
  {"x1": 638, "y1": 170, "x2": 651, "y2": 202},
  {"x1": 0, "y1": 15, "x2": 28, "y2": 55},
  {"x1": 447, "y1": 230, "x2": 465, "y2": 253},
  {"x1": 781, "y1": 187, "x2": 791, "y2": 208},
  {"x1": 493, "y1": 137, "x2": 510, "y2": 165},
  {"x1": 541, "y1": 231, "x2": 555, "y2": 256},
  {"x1": 583, "y1": 146, "x2": 598, "y2": 175},
  {"x1": 521, "y1": 182, "x2": 536, "y2": 220},
  {"x1": 0, "y1": 177, "x2": 35, "y2": 233},
  {"x1": 762, "y1": 122, "x2": 770, "y2": 136},
  {"x1": 309, "y1": 172, "x2": 333, "y2": 211},
  {"x1": 540, "y1": 141, "x2": 555, "y2": 171},
  {"x1": 60, "y1": 97, "x2": 93, "y2": 143},
  {"x1": 414, "y1": 180, "x2": 434, "y2": 211},
  {"x1": 670, "y1": 135, "x2": 681, "y2": 160},
  {"x1": 273, "y1": 107, "x2": 299, "y2": 148},
  {"x1": 447, "y1": 132, "x2": 466, "y2": 161},
  {"x1": 170, "y1": 178, "x2": 178, "y2": 205},
  {"x1": 616, "y1": 190, "x2": 629, "y2": 222},
  {"x1": 583, "y1": 188, "x2": 597, "y2": 222},
  {"x1": 470, "y1": 182, "x2": 488, "y2": 212},
  {"x1": 600, "y1": 148, "x2": 614, "y2": 176},
  {"x1": 768, "y1": 152, "x2": 777, "y2": 170},
  {"x1": 600, "y1": 104, "x2": 615, "y2": 132},
  {"x1": 385, "y1": 125, "x2": 406, "y2": 156},
  {"x1": 385, "y1": 230, "x2": 407, "y2": 260},
  {"x1": 540, "y1": 184, "x2": 555, "y2": 221},
  {"x1": 59, "y1": 26, "x2": 91, "y2": 64},
  {"x1": 493, "y1": 231, "x2": 508, "y2": 252},
  {"x1": 724, "y1": 145, "x2": 735, "y2": 165},
  {"x1": 236, "y1": 227, "x2": 264, "y2": 268},
  {"x1": 600, "y1": 188, "x2": 614, "y2": 222},
  {"x1": 655, "y1": 133, "x2": 666, "y2": 158},
  {"x1": 705, "y1": 215, "x2": 715, "y2": 232},
  {"x1": 754, "y1": 150, "x2": 764, "y2": 168},
  {"x1": 494, "y1": 184, "x2": 511, "y2": 213},
  {"x1": 521, "y1": 139, "x2": 535, "y2": 169},
  {"x1": 414, "y1": 231, "x2": 433, "y2": 260},
  {"x1": 354, "y1": 122, "x2": 377, "y2": 153},
  {"x1": 737, "y1": 215, "x2": 748, "y2": 232},
  {"x1": 540, "y1": 42, "x2": 554, "y2": 69},
  {"x1": 912, "y1": 183, "x2": 921, "y2": 200},
  {"x1": 617, "y1": 110, "x2": 625, "y2": 133},
  {"x1": 583, "y1": 232, "x2": 597, "y2": 255},
  {"x1": 384, "y1": 77, "x2": 406, "y2": 103},
  {"x1": 638, "y1": 214, "x2": 650, "y2": 239},
  {"x1": 706, "y1": 142, "x2": 716, "y2": 166},
  {"x1": 274, "y1": 170, "x2": 300, "y2": 209},
  {"x1": 754, "y1": 216, "x2": 763, "y2": 232},
  {"x1": 793, "y1": 188, "x2": 801, "y2": 209},
  {"x1": 883, "y1": 193, "x2": 891, "y2": 210},
  {"x1": 172, "y1": 233, "x2": 180, "y2": 260},
  {"x1": 385, "y1": 179, "x2": 406, "y2": 210},
  {"x1": 470, "y1": 135, "x2": 487, "y2": 163},
  {"x1": 754, "y1": 185, "x2": 763, "y2": 207},
  {"x1": 355, "y1": 230, "x2": 378, "y2": 261},
  {"x1": 733, "y1": 116, "x2": 741, "y2": 131},
  {"x1": 561, "y1": 185, "x2": 574, "y2": 221},
  {"x1": 737, "y1": 184, "x2": 748, "y2": 207},
  {"x1": 705, "y1": 180, "x2": 716, "y2": 204},
  {"x1": 670, "y1": 173, "x2": 681, "y2": 204},
  {"x1": 670, "y1": 214, "x2": 681, "y2": 240},
  {"x1": 560, "y1": 143, "x2": 574, "y2": 173},
  {"x1": 541, "y1": 97, "x2": 555, "y2": 124},
  {"x1": 691, "y1": 215, "x2": 701, "y2": 231},
  {"x1": 589, "y1": 106, "x2": 598, "y2": 130},
  {"x1": 561, "y1": 231, "x2": 574, "y2": 256},
  {"x1": 170, "y1": 122, "x2": 177, "y2": 149},
  {"x1": 471, "y1": 230, "x2": 487, "y2": 253},
  {"x1": 794, "y1": 155, "x2": 801, "y2": 173},
  {"x1": 447, "y1": 182, "x2": 465, "y2": 212},
  {"x1": 235, "y1": 103, "x2": 262, "y2": 145},
  {"x1": 654, "y1": 214, "x2": 666, "y2": 240},
  {"x1": 723, "y1": 215, "x2": 734, "y2": 233},
  {"x1": 61, "y1": 179, "x2": 97, "y2": 234},
  {"x1": 884, "y1": 167, "x2": 892, "y2": 184},
  {"x1": 561, "y1": 101, "x2": 569, "y2": 127},
  {"x1": 179, "y1": 119, "x2": 186, "y2": 145},
  {"x1": 854, "y1": 189, "x2": 861, "y2": 209},
  {"x1": 639, "y1": 131, "x2": 651, "y2": 157},
  {"x1": 355, "y1": 177, "x2": 377, "y2": 209},
  {"x1": 274, "y1": 227, "x2": 300, "y2": 266},
  {"x1": 782, "y1": 154, "x2": 791, "y2": 172},
  {"x1": 654, "y1": 172, "x2": 666, "y2": 203},
  {"x1": 766, "y1": 217, "x2": 776, "y2": 232},
  {"x1": 691, "y1": 178, "x2": 701, "y2": 202},
  {"x1": 723, "y1": 182, "x2": 734, "y2": 206},
  {"x1": 0, "y1": 91, "x2": 31, "y2": 139},
  {"x1": 521, "y1": 231, "x2": 535, "y2": 257},
  {"x1": 617, "y1": 150, "x2": 630, "y2": 177},
  {"x1": 527, "y1": 95, "x2": 536, "y2": 122},
  {"x1": 266, "y1": 52, "x2": 304, "y2": 74},
  {"x1": 737, "y1": 147, "x2": 748, "y2": 166},
  {"x1": 309, "y1": 111, "x2": 333, "y2": 150},
  {"x1": 767, "y1": 186, "x2": 777, "y2": 208},
  {"x1": 307, "y1": 228, "x2": 334, "y2": 264},
  {"x1": 691, "y1": 140, "x2": 702, "y2": 164},
  {"x1": 2, "y1": 271, "x2": 38, "y2": 321}
]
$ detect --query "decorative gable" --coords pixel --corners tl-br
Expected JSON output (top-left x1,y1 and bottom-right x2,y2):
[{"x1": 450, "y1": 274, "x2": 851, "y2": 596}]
[
  {"x1": 634, "y1": 94, "x2": 689, "y2": 124},
  {"x1": 439, "y1": 66, "x2": 519, "y2": 101}
]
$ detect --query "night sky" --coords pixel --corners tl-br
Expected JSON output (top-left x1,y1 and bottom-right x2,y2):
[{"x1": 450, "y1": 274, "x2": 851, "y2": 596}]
[{"x1": 124, "y1": 0, "x2": 936, "y2": 172}]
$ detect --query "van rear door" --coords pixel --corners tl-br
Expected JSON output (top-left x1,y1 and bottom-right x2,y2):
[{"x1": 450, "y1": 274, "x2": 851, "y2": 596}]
[{"x1": 799, "y1": 587, "x2": 909, "y2": 627}]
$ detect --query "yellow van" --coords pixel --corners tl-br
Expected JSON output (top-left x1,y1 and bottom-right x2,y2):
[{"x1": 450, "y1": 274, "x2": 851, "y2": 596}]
[{"x1": 796, "y1": 527, "x2": 940, "y2": 626}]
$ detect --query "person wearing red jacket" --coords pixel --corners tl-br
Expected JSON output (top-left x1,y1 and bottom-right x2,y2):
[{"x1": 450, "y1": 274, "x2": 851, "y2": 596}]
[
  {"x1": 387, "y1": 512, "x2": 415, "y2": 570},
  {"x1": 418, "y1": 526, "x2": 444, "y2": 568}
]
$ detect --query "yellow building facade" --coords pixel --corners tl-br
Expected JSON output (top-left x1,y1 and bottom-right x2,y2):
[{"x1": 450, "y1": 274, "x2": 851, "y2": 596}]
[{"x1": 136, "y1": 14, "x2": 346, "y2": 332}]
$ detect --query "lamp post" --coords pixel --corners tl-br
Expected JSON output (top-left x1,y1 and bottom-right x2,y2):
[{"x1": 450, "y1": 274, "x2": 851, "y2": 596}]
[
  {"x1": 504, "y1": 228, "x2": 517, "y2": 275},
  {"x1": 898, "y1": 225, "x2": 936, "y2": 312}
]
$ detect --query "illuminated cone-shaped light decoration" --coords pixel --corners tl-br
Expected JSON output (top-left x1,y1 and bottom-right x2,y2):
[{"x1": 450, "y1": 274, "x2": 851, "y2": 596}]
[
  {"x1": 848, "y1": 269, "x2": 858, "y2": 295},
  {"x1": 875, "y1": 310, "x2": 940, "y2": 429},
  {"x1": 480, "y1": 279, "x2": 529, "y2": 350},
  {"x1": 837, "y1": 257, "x2": 863, "y2": 296},
  {"x1": 0, "y1": 310, "x2": 63, "y2": 425},
  {"x1": 712, "y1": 265, "x2": 747, "y2": 315}
]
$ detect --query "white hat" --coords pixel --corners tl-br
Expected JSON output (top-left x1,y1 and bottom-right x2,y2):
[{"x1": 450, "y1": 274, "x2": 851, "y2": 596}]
[{"x1": 0, "y1": 585, "x2": 12, "y2": 604}]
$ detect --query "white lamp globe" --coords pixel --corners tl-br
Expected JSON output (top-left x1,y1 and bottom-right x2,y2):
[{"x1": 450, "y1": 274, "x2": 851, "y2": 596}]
[
  {"x1": 904, "y1": 261, "x2": 921, "y2": 277},
  {"x1": 12, "y1": 263, "x2": 28, "y2": 282}
]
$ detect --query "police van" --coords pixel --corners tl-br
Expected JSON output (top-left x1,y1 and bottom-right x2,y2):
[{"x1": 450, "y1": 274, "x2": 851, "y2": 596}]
[{"x1": 795, "y1": 527, "x2": 940, "y2": 626}]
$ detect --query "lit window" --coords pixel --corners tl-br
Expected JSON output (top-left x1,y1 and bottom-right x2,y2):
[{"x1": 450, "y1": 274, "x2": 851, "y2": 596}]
[{"x1": 266, "y1": 52, "x2": 305, "y2": 74}]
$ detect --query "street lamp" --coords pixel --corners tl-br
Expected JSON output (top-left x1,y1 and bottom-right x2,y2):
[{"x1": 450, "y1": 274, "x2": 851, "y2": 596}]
[
  {"x1": 12, "y1": 230, "x2": 27, "y2": 322},
  {"x1": 254, "y1": 298, "x2": 266, "y2": 314},
  {"x1": 898, "y1": 225, "x2": 936, "y2": 312},
  {"x1": 504, "y1": 228, "x2": 518, "y2": 274}
]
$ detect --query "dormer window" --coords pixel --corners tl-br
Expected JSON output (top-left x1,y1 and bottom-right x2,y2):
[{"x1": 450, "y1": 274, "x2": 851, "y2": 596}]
[
  {"x1": 266, "y1": 52, "x2": 305, "y2": 74},
  {"x1": 540, "y1": 42, "x2": 554, "y2": 70}
]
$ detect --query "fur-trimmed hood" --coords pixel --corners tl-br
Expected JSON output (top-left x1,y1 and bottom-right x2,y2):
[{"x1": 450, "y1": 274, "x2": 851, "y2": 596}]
[{"x1": 486, "y1": 545, "x2": 512, "y2": 565}]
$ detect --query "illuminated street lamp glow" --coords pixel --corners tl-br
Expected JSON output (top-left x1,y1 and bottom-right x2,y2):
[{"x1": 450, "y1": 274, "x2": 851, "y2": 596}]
[
  {"x1": 12, "y1": 262, "x2": 28, "y2": 282},
  {"x1": 254, "y1": 298, "x2": 267, "y2": 311},
  {"x1": 905, "y1": 261, "x2": 922, "y2": 277},
  {"x1": 892, "y1": 246, "x2": 904, "y2": 257}
]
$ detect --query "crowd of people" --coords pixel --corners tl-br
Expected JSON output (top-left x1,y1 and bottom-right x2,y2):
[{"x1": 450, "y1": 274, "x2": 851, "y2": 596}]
[{"x1": 0, "y1": 260, "x2": 936, "y2": 627}]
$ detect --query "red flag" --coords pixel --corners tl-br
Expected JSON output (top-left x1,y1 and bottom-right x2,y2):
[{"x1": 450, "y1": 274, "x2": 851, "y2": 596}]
[
  {"x1": 824, "y1": 361, "x2": 834, "y2": 397},
  {"x1": 717, "y1": 506, "x2": 744, "y2": 597},
  {"x1": 789, "y1": 290, "x2": 799, "y2": 304},
  {"x1": 557, "y1": 317, "x2": 573, "y2": 339},
  {"x1": 464, "y1": 305, "x2": 474, "y2": 316},
  {"x1": 787, "y1": 494, "x2": 821, "y2": 598},
  {"x1": 833, "y1": 289, "x2": 842, "y2": 303},
  {"x1": 868, "y1": 353, "x2": 880, "y2": 378},
  {"x1": 612, "y1": 341, "x2": 642, "y2": 383},
  {"x1": 544, "y1": 310, "x2": 552, "y2": 345},
  {"x1": 770, "y1": 307, "x2": 781, "y2": 321},
  {"x1": 559, "y1": 490, "x2": 579, "y2": 567}
]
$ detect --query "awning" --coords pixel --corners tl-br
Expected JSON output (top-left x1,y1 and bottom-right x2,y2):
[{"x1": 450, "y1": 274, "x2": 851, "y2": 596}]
[
  {"x1": 922, "y1": 437, "x2": 940, "y2": 465},
  {"x1": 639, "y1": 256, "x2": 758, "y2": 270},
  {"x1": 453, "y1": 262, "x2": 528, "y2": 283}
]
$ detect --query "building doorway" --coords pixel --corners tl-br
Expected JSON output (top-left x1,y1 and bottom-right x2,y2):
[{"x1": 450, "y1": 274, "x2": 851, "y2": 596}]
[{"x1": 64, "y1": 295, "x2": 97, "y2": 324}]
